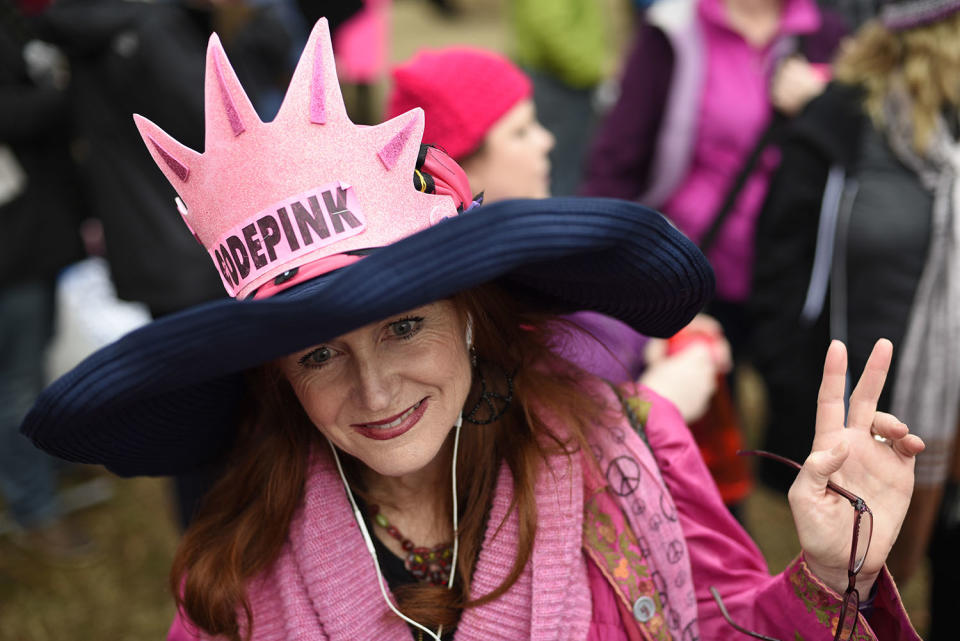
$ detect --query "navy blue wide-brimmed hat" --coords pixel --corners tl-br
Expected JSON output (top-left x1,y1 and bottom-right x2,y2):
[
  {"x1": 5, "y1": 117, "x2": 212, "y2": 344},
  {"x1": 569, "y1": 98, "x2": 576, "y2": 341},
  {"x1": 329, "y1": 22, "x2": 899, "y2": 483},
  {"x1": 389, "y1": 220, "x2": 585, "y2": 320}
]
[{"x1": 20, "y1": 20, "x2": 714, "y2": 477}]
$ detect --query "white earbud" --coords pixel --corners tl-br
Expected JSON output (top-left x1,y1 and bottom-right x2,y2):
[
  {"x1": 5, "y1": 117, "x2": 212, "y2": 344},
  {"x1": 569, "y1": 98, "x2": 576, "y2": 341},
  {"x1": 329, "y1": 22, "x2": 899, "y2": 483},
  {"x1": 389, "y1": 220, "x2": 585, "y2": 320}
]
[{"x1": 465, "y1": 315, "x2": 474, "y2": 349}]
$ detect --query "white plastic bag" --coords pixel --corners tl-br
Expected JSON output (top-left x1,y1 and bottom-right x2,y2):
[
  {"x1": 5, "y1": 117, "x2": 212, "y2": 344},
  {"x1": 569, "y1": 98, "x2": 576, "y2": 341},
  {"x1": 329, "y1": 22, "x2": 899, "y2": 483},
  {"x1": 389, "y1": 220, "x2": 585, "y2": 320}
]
[{"x1": 45, "y1": 257, "x2": 151, "y2": 384}]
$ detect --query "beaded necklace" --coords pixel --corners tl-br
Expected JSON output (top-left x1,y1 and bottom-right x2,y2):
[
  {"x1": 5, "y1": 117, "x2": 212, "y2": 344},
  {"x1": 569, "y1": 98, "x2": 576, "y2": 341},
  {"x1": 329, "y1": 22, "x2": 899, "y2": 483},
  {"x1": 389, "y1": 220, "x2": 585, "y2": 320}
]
[{"x1": 370, "y1": 504, "x2": 454, "y2": 586}]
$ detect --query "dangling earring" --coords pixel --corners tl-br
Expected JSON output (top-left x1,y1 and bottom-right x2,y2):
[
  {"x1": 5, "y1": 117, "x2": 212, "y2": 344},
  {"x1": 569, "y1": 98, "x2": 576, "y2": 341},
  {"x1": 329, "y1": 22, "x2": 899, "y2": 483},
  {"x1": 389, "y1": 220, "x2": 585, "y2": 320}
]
[{"x1": 464, "y1": 353, "x2": 514, "y2": 425}]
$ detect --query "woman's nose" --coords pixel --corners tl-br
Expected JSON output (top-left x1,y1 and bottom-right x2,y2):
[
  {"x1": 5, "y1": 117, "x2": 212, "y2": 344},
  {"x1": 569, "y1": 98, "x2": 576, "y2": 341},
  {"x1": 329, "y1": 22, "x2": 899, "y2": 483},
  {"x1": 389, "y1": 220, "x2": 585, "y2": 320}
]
[
  {"x1": 352, "y1": 359, "x2": 397, "y2": 412},
  {"x1": 538, "y1": 123, "x2": 556, "y2": 152}
]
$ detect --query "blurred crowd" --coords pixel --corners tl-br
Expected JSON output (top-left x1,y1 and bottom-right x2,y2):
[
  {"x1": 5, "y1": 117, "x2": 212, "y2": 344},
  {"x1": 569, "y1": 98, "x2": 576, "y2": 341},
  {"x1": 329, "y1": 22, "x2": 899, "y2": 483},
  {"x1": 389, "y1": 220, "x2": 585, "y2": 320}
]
[{"x1": 2, "y1": 0, "x2": 957, "y2": 638}]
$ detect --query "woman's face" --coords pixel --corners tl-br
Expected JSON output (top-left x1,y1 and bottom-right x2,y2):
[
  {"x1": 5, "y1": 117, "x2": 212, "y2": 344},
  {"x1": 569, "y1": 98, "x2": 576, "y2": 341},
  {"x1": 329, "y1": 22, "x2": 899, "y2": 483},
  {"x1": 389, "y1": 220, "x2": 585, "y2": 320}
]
[
  {"x1": 462, "y1": 98, "x2": 555, "y2": 201},
  {"x1": 277, "y1": 301, "x2": 472, "y2": 478}
]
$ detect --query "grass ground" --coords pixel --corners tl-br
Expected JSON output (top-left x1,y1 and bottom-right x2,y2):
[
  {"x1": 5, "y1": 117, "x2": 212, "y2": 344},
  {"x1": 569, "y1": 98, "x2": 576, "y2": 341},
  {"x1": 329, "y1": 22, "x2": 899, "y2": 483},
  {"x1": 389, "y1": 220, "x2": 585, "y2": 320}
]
[{"x1": 0, "y1": 476, "x2": 178, "y2": 640}]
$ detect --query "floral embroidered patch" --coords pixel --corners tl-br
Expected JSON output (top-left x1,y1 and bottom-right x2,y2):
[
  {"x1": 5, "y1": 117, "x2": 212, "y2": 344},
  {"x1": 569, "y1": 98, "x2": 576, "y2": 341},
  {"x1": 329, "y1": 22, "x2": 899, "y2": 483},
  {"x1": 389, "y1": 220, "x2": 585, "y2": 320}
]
[
  {"x1": 787, "y1": 559, "x2": 874, "y2": 641},
  {"x1": 624, "y1": 395, "x2": 652, "y2": 427},
  {"x1": 616, "y1": 389, "x2": 653, "y2": 448},
  {"x1": 583, "y1": 488, "x2": 673, "y2": 641}
]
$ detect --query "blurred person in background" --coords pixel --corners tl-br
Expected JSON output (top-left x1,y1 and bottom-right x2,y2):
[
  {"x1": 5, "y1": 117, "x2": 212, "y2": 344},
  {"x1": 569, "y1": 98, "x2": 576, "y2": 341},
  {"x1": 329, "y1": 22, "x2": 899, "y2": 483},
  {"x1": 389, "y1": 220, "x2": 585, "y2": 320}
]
[
  {"x1": 750, "y1": 3, "x2": 960, "y2": 637},
  {"x1": 0, "y1": 0, "x2": 90, "y2": 556},
  {"x1": 332, "y1": 0, "x2": 391, "y2": 124},
  {"x1": 36, "y1": 0, "x2": 295, "y2": 529},
  {"x1": 508, "y1": 0, "x2": 616, "y2": 196},
  {"x1": 386, "y1": 47, "x2": 555, "y2": 202},
  {"x1": 580, "y1": 0, "x2": 847, "y2": 354},
  {"x1": 36, "y1": 0, "x2": 223, "y2": 316},
  {"x1": 33, "y1": 0, "x2": 307, "y2": 308},
  {"x1": 386, "y1": 47, "x2": 745, "y2": 510},
  {"x1": 37, "y1": 0, "x2": 225, "y2": 533}
]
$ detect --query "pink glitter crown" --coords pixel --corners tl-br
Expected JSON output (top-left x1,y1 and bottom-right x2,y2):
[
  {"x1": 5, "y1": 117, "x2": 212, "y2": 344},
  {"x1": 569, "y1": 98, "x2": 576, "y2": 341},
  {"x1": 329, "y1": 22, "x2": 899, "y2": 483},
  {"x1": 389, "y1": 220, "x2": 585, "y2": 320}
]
[{"x1": 134, "y1": 19, "x2": 457, "y2": 300}]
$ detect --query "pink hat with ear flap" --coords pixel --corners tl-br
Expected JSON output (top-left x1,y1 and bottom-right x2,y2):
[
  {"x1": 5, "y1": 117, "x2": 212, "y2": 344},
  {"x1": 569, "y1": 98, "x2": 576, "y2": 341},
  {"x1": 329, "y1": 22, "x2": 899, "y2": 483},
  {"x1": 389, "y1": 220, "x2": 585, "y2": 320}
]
[
  {"x1": 386, "y1": 47, "x2": 532, "y2": 161},
  {"x1": 134, "y1": 19, "x2": 459, "y2": 301}
]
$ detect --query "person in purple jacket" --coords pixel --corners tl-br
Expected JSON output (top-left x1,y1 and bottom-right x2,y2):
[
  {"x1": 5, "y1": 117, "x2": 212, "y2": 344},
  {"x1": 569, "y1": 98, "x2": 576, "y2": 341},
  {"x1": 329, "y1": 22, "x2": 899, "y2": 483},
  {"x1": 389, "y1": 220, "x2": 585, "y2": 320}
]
[
  {"x1": 581, "y1": 0, "x2": 847, "y2": 355},
  {"x1": 21, "y1": 19, "x2": 925, "y2": 641}
]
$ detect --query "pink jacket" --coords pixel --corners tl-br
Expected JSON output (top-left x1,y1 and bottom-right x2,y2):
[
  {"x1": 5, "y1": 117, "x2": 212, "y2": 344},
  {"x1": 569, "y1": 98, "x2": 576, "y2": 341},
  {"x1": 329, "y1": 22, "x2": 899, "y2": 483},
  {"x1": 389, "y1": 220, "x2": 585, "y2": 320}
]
[{"x1": 169, "y1": 383, "x2": 919, "y2": 640}]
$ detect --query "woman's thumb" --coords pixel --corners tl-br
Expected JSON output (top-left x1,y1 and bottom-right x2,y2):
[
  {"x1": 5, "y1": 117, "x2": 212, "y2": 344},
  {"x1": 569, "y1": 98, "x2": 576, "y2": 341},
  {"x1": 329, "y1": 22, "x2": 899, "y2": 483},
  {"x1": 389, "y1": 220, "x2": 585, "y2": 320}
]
[{"x1": 800, "y1": 440, "x2": 849, "y2": 489}]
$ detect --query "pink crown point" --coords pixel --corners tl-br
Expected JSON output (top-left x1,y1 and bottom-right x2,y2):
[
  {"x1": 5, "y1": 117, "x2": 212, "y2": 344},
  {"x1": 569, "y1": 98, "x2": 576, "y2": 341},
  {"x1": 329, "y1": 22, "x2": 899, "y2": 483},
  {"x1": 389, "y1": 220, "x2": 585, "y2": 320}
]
[
  {"x1": 378, "y1": 115, "x2": 419, "y2": 170},
  {"x1": 133, "y1": 18, "x2": 457, "y2": 300},
  {"x1": 147, "y1": 134, "x2": 190, "y2": 182},
  {"x1": 309, "y1": 30, "x2": 327, "y2": 124},
  {"x1": 204, "y1": 33, "x2": 258, "y2": 142},
  {"x1": 274, "y1": 17, "x2": 350, "y2": 129},
  {"x1": 135, "y1": 115, "x2": 201, "y2": 186}
]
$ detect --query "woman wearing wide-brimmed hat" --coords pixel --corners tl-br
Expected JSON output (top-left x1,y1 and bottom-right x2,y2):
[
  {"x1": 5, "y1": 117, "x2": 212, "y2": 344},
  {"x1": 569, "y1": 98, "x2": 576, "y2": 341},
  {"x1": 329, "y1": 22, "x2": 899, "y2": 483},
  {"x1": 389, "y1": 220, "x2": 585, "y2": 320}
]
[{"x1": 22, "y1": 19, "x2": 923, "y2": 641}]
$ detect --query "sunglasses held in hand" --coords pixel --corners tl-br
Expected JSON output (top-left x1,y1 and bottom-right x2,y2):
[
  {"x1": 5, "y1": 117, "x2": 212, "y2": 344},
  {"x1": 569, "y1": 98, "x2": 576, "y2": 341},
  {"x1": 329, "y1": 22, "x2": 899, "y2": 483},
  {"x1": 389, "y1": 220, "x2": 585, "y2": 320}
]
[{"x1": 710, "y1": 450, "x2": 873, "y2": 641}]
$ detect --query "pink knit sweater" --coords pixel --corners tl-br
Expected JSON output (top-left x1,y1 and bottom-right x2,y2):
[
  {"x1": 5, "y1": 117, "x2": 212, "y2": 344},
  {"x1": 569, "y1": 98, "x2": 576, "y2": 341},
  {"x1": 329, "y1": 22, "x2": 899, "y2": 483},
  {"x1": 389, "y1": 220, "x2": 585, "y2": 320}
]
[{"x1": 170, "y1": 427, "x2": 595, "y2": 641}]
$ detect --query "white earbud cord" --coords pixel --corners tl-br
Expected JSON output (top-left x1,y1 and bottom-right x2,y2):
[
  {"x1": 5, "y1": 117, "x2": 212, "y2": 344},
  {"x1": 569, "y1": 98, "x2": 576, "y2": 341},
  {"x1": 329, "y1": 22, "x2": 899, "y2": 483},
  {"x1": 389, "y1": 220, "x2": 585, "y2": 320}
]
[{"x1": 327, "y1": 412, "x2": 463, "y2": 641}]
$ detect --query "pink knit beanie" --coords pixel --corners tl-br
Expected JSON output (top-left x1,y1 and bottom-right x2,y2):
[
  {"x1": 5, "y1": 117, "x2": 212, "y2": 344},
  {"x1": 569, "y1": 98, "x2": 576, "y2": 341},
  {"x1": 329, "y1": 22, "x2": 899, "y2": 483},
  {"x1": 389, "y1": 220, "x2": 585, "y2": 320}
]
[{"x1": 386, "y1": 47, "x2": 532, "y2": 161}]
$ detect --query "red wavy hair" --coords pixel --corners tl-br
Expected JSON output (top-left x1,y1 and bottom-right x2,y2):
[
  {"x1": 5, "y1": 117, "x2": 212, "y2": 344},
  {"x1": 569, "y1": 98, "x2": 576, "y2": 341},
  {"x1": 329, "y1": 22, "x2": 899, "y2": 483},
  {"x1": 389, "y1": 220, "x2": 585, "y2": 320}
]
[{"x1": 170, "y1": 283, "x2": 609, "y2": 640}]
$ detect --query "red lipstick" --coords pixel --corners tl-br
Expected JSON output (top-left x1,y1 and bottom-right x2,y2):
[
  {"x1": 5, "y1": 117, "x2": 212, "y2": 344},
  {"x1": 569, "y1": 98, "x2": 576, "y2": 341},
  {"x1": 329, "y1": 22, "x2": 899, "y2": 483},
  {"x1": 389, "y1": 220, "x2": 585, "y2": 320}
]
[{"x1": 351, "y1": 398, "x2": 428, "y2": 441}]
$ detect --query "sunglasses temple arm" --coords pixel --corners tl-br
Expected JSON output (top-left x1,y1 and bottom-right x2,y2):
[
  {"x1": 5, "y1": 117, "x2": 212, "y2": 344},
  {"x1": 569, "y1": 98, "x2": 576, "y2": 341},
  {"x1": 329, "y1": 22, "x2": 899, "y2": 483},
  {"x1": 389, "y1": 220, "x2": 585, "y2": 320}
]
[
  {"x1": 709, "y1": 587, "x2": 783, "y2": 641},
  {"x1": 737, "y1": 451, "x2": 862, "y2": 504}
]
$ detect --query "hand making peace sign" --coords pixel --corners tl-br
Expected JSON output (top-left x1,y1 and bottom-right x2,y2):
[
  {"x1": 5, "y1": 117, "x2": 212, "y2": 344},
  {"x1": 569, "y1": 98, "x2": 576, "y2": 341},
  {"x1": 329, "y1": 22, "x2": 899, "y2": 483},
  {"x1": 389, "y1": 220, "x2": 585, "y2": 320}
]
[{"x1": 788, "y1": 339, "x2": 925, "y2": 596}]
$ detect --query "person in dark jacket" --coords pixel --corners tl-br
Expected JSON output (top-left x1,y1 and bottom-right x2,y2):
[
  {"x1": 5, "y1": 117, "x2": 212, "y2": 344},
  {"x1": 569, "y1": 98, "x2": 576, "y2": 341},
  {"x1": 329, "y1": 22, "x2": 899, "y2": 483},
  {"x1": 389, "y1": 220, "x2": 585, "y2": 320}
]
[
  {"x1": 750, "y1": 4, "x2": 960, "y2": 637},
  {"x1": 37, "y1": 0, "x2": 297, "y2": 528},
  {"x1": 37, "y1": 0, "x2": 303, "y2": 314},
  {"x1": 37, "y1": 0, "x2": 226, "y2": 317},
  {"x1": 0, "y1": 0, "x2": 87, "y2": 552}
]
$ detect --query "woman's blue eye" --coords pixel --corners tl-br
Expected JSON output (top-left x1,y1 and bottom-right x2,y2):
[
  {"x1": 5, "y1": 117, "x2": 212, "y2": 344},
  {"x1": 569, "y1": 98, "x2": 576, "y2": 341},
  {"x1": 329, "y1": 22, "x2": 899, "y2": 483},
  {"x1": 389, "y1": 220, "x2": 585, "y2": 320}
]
[
  {"x1": 389, "y1": 316, "x2": 423, "y2": 339},
  {"x1": 299, "y1": 346, "x2": 333, "y2": 368}
]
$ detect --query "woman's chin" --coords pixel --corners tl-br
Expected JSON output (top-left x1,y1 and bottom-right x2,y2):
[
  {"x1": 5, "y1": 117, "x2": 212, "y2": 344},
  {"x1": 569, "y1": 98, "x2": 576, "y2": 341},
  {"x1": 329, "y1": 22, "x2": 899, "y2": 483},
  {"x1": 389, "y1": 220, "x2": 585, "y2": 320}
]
[
  {"x1": 532, "y1": 179, "x2": 551, "y2": 199},
  {"x1": 349, "y1": 439, "x2": 451, "y2": 480},
  {"x1": 361, "y1": 456, "x2": 434, "y2": 479},
  {"x1": 508, "y1": 186, "x2": 551, "y2": 200}
]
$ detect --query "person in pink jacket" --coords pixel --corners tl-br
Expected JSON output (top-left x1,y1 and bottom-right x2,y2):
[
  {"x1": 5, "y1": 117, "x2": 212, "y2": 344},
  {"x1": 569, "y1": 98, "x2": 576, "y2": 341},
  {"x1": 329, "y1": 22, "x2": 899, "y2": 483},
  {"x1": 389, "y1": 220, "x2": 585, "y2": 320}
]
[{"x1": 21, "y1": 18, "x2": 923, "y2": 641}]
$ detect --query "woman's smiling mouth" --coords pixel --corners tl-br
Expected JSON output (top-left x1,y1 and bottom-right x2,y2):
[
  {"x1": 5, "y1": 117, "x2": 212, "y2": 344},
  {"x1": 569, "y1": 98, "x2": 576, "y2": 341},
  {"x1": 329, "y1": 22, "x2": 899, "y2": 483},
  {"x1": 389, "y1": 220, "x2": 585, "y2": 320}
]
[{"x1": 351, "y1": 399, "x2": 429, "y2": 440}]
